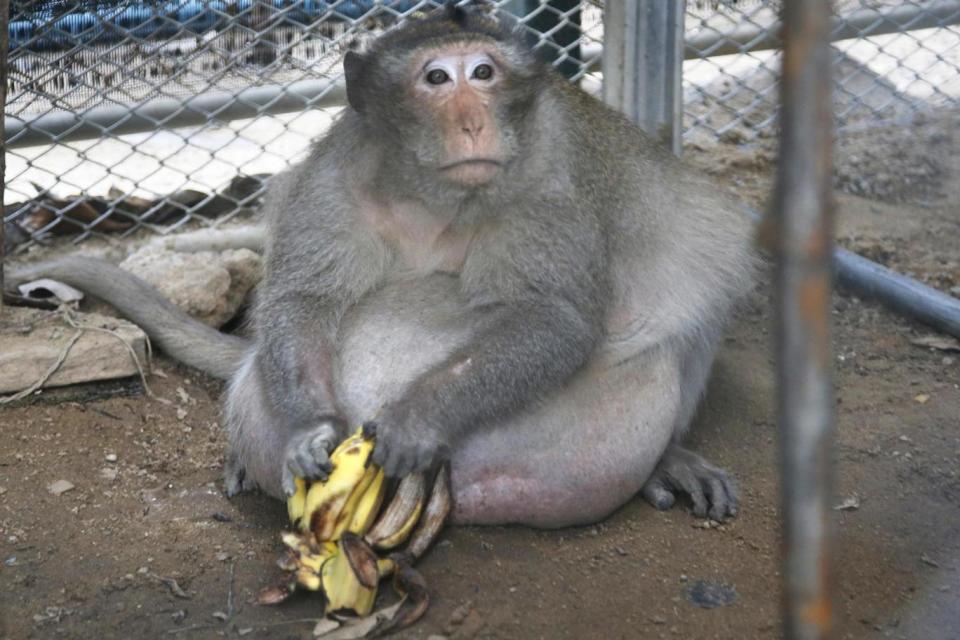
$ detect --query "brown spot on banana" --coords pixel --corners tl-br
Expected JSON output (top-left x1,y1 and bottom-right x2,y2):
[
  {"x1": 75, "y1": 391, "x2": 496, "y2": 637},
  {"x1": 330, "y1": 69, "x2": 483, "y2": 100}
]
[{"x1": 341, "y1": 533, "x2": 381, "y2": 590}]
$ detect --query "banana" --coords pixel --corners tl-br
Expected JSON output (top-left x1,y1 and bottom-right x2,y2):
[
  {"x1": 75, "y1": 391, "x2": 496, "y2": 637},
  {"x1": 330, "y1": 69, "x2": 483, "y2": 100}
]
[
  {"x1": 340, "y1": 533, "x2": 380, "y2": 589},
  {"x1": 295, "y1": 566, "x2": 322, "y2": 591},
  {"x1": 300, "y1": 430, "x2": 374, "y2": 541},
  {"x1": 407, "y1": 465, "x2": 453, "y2": 559},
  {"x1": 280, "y1": 532, "x2": 338, "y2": 572},
  {"x1": 321, "y1": 540, "x2": 377, "y2": 616},
  {"x1": 329, "y1": 464, "x2": 379, "y2": 540},
  {"x1": 287, "y1": 476, "x2": 307, "y2": 526},
  {"x1": 270, "y1": 430, "x2": 452, "y2": 629},
  {"x1": 365, "y1": 471, "x2": 427, "y2": 550},
  {"x1": 377, "y1": 556, "x2": 396, "y2": 579},
  {"x1": 346, "y1": 467, "x2": 387, "y2": 536}
]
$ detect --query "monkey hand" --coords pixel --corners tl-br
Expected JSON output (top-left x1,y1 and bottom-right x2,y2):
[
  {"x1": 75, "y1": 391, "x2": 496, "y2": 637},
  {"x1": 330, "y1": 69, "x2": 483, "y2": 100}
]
[
  {"x1": 281, "y1": 419, "x2": 341, "y2": 496},
  {"x1": 363, "y1": 402, "x2": 449, "y2": 478}
]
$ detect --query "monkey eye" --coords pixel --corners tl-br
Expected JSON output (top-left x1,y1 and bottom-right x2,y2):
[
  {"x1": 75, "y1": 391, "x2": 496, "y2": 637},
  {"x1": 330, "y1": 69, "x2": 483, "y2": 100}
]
[
  {"x1": 472, "y1": 63, "x2": 494, "y2": 81},
  {"x1": 426, "y1": 68, "x2": 450, "y2": 85}
]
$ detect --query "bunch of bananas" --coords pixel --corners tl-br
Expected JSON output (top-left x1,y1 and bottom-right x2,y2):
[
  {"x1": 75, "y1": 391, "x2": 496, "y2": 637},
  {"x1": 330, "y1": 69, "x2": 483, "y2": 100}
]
[{"x1": 257, "y1": 428, "x2": 451, "y2": 626}]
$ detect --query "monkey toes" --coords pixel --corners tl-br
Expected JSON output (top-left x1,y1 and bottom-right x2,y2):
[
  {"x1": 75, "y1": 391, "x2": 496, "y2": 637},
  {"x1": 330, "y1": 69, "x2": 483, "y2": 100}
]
[
  {"x1": 223, "y1": 451, "x2": 257, "y2": 497},
  {"x1": 640, "y1": 444, "x2": 738, "y2": 521}
]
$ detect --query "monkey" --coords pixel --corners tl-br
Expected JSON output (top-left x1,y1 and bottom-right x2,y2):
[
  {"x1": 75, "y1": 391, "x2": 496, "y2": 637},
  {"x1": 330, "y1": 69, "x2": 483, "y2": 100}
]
[{"x1": 6, "y1": 5, "x2": 756, "y2": 528}]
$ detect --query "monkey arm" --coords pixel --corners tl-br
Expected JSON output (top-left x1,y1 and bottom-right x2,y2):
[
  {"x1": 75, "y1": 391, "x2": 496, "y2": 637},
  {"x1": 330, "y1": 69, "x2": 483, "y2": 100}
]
[
  {"x1": 368, "y1": 293, "x2": 604, "y2": 477},
  {"x1": 253, "y1": 281, "x2": 377, "y2": 495},
  {"x1": 254, "y1": 292, "x2": 346, "y2": 430},
  {"x1": 367, "y1": 209, "x2": 609, "y2": 477},
  {"x1": 431, "y1": 295, "x2": 603, "y2": 422},
  {"x1": 246, "y1": 162, "x2": 389, "y2": 492},
  {"x1": 253, "y1": 222, "x2": 387, "y2": 435}
]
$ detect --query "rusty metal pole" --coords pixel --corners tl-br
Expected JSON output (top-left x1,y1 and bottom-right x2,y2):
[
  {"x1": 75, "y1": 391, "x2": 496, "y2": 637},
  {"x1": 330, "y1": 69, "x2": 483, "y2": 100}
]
[
  {"x1": 0, "y1": 0, "x2": 9, "y2": 312},
  {"x1": 773, "y1": 1, "x2": 835, "y2": 639}
]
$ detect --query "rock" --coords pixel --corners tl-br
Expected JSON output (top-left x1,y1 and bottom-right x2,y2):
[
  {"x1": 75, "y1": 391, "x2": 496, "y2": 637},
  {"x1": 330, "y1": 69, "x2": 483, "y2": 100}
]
[
  {"x1": 48, "y1": 480, "x2": 75, "y2": 495},
  {"x1": 684, "y1": 580, "x2": 738, "y2": 609},
  {"x1": 120, "y1": 246, "x2": 262, "y2": 327},
  {"x1": 0, "y1": 307, "x2": 149, "y2": 395}
]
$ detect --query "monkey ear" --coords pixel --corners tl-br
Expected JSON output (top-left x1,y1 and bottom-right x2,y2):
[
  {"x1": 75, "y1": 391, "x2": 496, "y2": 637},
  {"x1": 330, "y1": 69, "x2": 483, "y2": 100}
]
[{"x1": 343, "y1": 50, "x2": 368, "y2": 113}]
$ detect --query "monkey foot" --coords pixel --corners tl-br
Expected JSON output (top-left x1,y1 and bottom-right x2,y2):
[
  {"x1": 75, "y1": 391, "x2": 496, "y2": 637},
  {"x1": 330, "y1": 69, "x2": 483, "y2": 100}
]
[
  {"x1": 640, "y1": 444, "x2": 738, "y2": 521},
  {"x1": 224, "y1": 452, "x2": 257, "y2": 497}
]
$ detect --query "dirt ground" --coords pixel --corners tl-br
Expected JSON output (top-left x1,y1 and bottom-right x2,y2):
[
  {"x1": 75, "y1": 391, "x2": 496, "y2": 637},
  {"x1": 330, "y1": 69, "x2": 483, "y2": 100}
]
[{"x1": 2, "y1": 113, "x2": 960, "y2": 640}]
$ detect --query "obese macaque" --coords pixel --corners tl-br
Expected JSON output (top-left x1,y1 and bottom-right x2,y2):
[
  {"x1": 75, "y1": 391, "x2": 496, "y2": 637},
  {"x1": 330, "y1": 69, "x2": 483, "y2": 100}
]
[{"x1": 8, "y1": 5, "x2": 755, "y2": 527}]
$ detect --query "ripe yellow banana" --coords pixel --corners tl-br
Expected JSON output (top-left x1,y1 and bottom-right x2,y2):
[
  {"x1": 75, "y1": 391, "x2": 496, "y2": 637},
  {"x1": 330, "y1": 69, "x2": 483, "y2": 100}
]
[
  {"x1": 287, "y1": 476, "x2": 307, "y2": 526},
  {"x1": 365, "y1": 471, "x2": 427, "y2": 550},
  {"x1": 296, "y1": 566, "x2": 322, "y2": 591},
  {"x1": 329, "y1": 464, "x2": 380, "y2": 540},
  {"x1": 280, "y1": 532, "x2": 337, "y2": 573},
  {"x1": 300, "y1": 430, "x2": 374, "y2": 541},
  {"x1": 346, "y1": 467, "x2": 387, "y2": 535}
]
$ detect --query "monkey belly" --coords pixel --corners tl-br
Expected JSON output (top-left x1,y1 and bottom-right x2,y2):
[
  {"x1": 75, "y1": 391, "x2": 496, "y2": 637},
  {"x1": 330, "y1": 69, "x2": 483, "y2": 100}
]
[{"x1": 335, "y1": 275, "x2": 679, "y2": 527}]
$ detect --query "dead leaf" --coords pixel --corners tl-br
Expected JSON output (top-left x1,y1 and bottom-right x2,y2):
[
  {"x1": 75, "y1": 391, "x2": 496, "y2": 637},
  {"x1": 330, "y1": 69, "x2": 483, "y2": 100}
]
[
  {"x1": 312, "y1": 618, "x2": 341, "y2": 637},
  {"x1": 319, "y1": 599, "x2": 406, "y2": 639},
  {"x1": 48, "y1": 480, "x2": 75, "y2": 495},
  {"x1": 255, "y1": 583, "x2": 293, "y2": 605},
  {"x1": 147, "y1": 572, "x2": 191, "y2": 599},
  {"x1": 833, "y1": 495, "x2": 860, "y2": 511},
  {"x1": 921, "y1": 554, "x2": 940, "y2": 568},
  {"x1": 910, "y1": 335, "x2": 960, "y2": 352},
  {"x1": 914, "y1": 394, "x2": 931, "y2": 404}
]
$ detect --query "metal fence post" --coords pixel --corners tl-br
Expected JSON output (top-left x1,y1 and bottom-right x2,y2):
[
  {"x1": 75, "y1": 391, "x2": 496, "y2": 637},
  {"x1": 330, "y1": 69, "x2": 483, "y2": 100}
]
[
  {"x1": 773, "y1": 0, "x2": 836, "y2": 638},
  {"x1": 602, "y1": 0, "x2": 685, "y2": 155},
  {"x1": 0, "y1": 0, "x2": 9, "y2": 310}
]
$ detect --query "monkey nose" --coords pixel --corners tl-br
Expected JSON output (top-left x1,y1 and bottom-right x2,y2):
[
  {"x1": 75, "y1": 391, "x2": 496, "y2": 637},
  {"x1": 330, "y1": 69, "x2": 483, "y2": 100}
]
[{"x1": 461, "y1": 122, "x2": 483, "y2": 142}]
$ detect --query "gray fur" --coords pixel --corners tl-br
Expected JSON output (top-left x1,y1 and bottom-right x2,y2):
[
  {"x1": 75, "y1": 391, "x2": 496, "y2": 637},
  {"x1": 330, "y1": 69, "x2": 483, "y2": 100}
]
[{"x1": 5, "y1": 7, "x2": 756, "y2": 527}]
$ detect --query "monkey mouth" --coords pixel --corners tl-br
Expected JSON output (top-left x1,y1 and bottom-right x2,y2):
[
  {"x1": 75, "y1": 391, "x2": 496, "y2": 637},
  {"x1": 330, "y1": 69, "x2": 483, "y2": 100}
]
[
  {"x1": 440, "y1": 158, "x2": 503, "y2": 171},
  {"x1": 439, "y1": 159, "x2": 503, "y2": 185}
]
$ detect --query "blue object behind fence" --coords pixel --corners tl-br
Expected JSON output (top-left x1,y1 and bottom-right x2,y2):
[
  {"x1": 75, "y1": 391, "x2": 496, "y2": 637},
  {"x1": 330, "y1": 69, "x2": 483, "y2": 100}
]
[{"x1": 9, "y1": 1, "x2": 426, "y2": 51}]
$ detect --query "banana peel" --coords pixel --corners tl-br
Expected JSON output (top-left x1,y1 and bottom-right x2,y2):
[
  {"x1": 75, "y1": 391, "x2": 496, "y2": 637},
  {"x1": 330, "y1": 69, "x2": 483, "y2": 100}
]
[
  {"x1": 322, "y1": 538, "x2": 378, "y2": 616},
  {"x1": 302, "y1": 430, "x2": 375, "y2": 542}
]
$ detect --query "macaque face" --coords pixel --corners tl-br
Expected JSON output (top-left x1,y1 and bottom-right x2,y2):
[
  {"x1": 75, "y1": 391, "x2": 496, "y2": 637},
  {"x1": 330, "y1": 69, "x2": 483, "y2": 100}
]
[{"x1": 408, "y1": 44, "x2": 513, "y2": 187}]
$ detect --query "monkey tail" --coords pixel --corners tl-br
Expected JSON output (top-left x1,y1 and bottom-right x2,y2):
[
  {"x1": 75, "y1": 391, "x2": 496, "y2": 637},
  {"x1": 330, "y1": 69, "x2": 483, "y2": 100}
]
[{"x1": 7, "y1": 256, "x2": 250, "y2": 379}]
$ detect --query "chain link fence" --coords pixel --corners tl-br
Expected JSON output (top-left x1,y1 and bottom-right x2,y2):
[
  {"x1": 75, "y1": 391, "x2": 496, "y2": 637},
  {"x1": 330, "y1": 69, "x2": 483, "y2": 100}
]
[
  {"x1": 3, "y1": 1, "x2": 959, "y2": 252},
  {"x1": 684, "y1": 0, "x2": 960, "y2": 145},
  {"x1": 2, "y1": 1, "x2": 603, "y2": 252}
]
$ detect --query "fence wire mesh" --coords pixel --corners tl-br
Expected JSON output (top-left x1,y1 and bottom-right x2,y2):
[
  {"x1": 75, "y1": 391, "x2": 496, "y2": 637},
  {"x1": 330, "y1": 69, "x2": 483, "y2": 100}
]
[
  {"x1": 2, "y1": 1, "x2": 603, "y2": 251},
  {"x1": 683, "y1": 0, "x2": 960, "y2": 146},
  {"x1": 3, "y1": 1, "x2": 959, "y2": 252}
]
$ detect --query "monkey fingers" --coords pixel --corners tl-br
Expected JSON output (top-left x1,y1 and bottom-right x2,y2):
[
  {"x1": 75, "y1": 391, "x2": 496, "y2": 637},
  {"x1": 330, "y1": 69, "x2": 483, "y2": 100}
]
[
  {"x1": 281, "y1": 422, "x2": 339, "y2": 496},
  {"x1": 366, "y1": 419, "x2": 441, "y2": 479}
]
